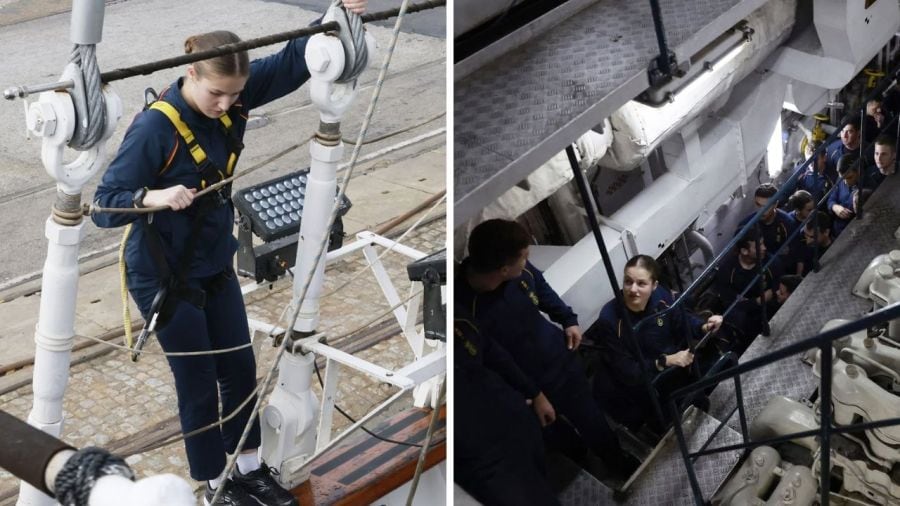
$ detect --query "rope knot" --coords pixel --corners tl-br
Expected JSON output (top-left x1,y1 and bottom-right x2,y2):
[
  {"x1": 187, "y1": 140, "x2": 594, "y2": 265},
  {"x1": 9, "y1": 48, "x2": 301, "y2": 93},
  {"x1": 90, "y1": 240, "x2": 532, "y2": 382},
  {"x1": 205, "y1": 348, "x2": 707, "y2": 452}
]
[{"x1": 54, "y1": 447, "x2": 135, "y2": 506}]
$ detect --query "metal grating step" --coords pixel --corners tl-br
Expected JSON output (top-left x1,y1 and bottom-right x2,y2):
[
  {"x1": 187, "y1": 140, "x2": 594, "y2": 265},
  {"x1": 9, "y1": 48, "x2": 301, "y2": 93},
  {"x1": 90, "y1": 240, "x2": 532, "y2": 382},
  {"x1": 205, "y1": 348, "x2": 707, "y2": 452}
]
[
  {"x1": 454, "y1": 0, "x2": 768, "y2": 224},
  {"x1": 617, "y1": 408, "x2": 743, "y2": 505}
]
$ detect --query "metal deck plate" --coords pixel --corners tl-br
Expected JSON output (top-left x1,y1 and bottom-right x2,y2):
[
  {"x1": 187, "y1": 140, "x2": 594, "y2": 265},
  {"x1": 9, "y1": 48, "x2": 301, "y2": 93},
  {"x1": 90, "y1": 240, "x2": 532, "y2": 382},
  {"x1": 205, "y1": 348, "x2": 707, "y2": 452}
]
[
  {"x1": 554, "y1": 409, "x2": 742, "y2": 505},
  {"x1": 622, "y1": 409, "x2": 743, "y2": 505},
  {"x1": 709, "y1": 174, "x2": 900, "y2": 430},
  {"x1": 454, "y1": 0, "x2": 766, "y2": 223},
  {"x1": 558, "y1": 469, "x2": 616, "y2": 505}
]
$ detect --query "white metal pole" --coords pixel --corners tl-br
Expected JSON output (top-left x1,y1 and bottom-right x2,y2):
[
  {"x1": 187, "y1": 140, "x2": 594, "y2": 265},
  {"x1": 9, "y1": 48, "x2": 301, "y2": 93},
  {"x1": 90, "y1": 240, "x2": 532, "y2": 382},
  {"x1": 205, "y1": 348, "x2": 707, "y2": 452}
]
[
  {"x1": 19, "y1": 1, "x2": 109, "y2": 503},
  {"x1": 291, "y1": 138, "x2": 341, "y2": 332}
]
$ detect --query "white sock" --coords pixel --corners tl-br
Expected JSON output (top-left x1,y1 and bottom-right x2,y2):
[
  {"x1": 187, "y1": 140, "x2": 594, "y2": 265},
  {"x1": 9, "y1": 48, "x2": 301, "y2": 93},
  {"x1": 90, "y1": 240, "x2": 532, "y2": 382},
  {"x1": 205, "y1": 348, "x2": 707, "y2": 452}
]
[
  {"x1": 208, "y1": 476, "x2": 224, "y2": 490},
  {"x1": 236, "y1": 451, "x2": 261, "y2": 474}
]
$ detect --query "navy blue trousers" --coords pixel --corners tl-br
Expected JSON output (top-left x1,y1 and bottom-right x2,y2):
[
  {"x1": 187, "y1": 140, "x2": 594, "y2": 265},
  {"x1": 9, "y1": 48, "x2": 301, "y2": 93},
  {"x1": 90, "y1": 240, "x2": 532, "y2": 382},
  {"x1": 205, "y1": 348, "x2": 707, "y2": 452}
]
[
  {"x1": 543, "y1": 357, "x2": 625, "y2": 468},
  {"x1": 131, "y1": 269, "x2": 261, "y2": 481}
]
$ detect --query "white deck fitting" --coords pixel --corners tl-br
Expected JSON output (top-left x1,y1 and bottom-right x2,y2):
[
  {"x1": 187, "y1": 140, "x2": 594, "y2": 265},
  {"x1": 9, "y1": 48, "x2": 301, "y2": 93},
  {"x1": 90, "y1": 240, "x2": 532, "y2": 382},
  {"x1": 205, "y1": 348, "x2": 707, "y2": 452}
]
[{"x1": 454, "y1": 0, "x2": 769, "y2": 224}]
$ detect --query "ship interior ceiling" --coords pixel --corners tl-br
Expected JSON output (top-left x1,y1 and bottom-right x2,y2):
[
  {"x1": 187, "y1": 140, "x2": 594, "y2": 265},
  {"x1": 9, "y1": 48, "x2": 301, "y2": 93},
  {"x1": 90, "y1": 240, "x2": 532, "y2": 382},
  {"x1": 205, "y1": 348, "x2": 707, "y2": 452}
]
[
  {"x1": 455, "y1": 0, "x2": 900, "y2": 504},
  {"x1": 454, "y1": 0, "x2": 773, "y2": 226}
]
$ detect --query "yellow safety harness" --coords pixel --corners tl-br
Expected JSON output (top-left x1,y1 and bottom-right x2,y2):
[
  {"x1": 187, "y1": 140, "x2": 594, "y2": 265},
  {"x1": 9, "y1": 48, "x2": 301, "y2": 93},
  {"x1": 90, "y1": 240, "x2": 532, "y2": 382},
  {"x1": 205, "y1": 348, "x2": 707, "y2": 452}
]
[{"x1": 119, "y1": 98, "x2": 244, "y2": 349}]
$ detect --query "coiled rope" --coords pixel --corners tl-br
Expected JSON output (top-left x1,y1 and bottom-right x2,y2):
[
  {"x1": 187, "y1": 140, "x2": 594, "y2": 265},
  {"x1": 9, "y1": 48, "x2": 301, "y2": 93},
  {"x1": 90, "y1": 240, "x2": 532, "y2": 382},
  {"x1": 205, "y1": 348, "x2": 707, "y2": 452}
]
[
  {"x1": 68, "y1": 44, "x2": 106, "y2": 150},
  {"x1": 53, "y1": 447, "x2": 134, "y2": 506}
]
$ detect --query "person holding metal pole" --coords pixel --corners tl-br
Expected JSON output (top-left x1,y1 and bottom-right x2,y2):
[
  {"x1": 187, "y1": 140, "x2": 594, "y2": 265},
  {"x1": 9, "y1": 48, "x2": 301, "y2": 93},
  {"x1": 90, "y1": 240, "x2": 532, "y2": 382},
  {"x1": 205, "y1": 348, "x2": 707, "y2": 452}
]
[
  {"x1": 592, "y1": 255, "x2": 723, "y2": 432},
  {"x1": 91, "y1": 2, "x2": 366, "y2": 504}
]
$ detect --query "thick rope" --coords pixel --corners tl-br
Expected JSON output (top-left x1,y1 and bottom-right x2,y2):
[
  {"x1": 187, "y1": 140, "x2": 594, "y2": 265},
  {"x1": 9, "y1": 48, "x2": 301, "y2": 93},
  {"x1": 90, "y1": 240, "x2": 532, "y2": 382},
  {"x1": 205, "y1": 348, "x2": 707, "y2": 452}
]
[
  {"x1": 119, "y1": 224, "x2": 134, "y2": 348},
  {"x1": 68, "y1": 44, "x2": 107, "y2": 150},
  {"x1": 53, "y1": 447, "x2": 134, "y2": 506}
]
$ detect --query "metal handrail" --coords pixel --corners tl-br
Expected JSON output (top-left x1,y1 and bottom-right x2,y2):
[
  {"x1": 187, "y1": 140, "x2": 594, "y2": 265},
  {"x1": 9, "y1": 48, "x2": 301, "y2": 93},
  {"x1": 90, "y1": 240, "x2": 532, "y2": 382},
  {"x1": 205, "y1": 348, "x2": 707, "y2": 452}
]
[{"x1": 667, "y1": 301, "x2": 900, "y2": 505}]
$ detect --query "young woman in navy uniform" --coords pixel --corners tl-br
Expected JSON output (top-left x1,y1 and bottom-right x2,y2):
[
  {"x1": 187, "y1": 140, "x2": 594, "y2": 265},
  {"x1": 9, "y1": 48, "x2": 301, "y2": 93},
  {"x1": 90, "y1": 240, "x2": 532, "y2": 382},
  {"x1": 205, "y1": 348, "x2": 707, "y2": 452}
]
[
  {"x1": 593, "y1": 255, "x2": 723, "y2": 432},
  {"x1": 92, "y1": 2, "x2": 366, "y2": 504}
]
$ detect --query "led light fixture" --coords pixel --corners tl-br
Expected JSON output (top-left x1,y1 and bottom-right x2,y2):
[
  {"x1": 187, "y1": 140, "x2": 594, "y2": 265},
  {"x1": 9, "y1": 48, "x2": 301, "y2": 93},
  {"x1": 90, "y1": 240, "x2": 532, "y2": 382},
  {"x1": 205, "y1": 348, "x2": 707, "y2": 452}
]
[{"x1": 233, "y1": 169, "x2": 351, "y2": 282}]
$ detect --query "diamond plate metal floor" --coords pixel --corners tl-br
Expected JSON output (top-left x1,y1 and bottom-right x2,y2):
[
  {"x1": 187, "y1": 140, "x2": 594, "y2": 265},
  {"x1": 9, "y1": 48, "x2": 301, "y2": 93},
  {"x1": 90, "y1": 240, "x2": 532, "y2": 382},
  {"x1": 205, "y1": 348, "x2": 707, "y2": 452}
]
[
  {"x1": 553, "y1": 409, "x2": 742, "y2": 505},
  {"x1": 709, "y1": 173, "x2": 900, "y2": 431},
  {"x1": 454, "y1": 0, "x2": 767, "y2": 223},
  {"x1": 624, "y1": 409, "x2": 743, "y2": 505}
]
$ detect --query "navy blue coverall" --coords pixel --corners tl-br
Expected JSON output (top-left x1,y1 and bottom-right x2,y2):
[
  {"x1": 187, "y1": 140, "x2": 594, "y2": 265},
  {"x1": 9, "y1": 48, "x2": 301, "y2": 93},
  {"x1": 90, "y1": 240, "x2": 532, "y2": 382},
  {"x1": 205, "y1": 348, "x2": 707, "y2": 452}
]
[
  {"x1": 454, "y1": 316, "x2": 559, "y2": 506},
  {"x1": 456, "y1": 259, "x2": 626, "y2": 468},
  {"x1": 713, "y1": 253, "x2": 781, "y2": 342},
  {"x1": 797, "y1": 164, "x2": 832, "y2": 204},
  {"x1": 92, "y1": 35, "x2": 314, "y2": 481},
  {"x1": 736, "y1": 209, "x2": 798, "y2": 258},
  {"x1": 592, "y1": 287, "x2": 703, "y2": 430},
  {"x1": 826, "y1": 177, "x2": 857, "y2": 237}
]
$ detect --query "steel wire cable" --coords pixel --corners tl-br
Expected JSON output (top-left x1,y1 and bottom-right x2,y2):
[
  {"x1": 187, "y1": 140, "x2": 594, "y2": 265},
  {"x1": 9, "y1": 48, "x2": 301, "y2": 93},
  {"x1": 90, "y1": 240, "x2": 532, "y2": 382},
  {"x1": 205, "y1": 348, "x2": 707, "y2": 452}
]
[
  {"x1": 331, "y1": 0, "x2": 369, "y2": 83},
  {"x1": 67, "y1": 44, "x2": 107, "y2": 150}
]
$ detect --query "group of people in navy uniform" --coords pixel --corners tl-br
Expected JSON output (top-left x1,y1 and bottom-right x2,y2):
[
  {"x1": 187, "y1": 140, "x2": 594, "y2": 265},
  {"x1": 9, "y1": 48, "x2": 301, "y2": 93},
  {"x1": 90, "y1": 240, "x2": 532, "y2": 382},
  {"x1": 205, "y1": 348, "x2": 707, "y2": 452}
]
[
  {"x1": 455, "y1": 110, "x2": 897, "y2": 504},
  {"x1": 455, "y1": 219, "x2": 722, "y2": 505},
  {"x1": 709, "y1": 112, "x2": 897, "y2": 346}
]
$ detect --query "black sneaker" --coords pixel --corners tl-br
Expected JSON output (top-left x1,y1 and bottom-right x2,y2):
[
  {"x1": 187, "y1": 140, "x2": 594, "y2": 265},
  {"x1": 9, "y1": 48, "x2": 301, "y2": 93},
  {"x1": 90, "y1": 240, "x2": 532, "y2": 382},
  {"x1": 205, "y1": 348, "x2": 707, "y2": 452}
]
[
  {"x1": 203, "y1": 480, "x2": 257, "y2": 506},
  {"x1": 232, "y1": 465, "x2": 298, "y2": 506}
]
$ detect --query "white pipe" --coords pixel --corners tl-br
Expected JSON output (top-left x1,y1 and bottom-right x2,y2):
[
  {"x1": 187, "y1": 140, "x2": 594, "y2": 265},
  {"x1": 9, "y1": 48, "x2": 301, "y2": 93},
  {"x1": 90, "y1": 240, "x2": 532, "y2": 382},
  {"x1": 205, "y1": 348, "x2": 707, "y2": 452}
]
[
  {"x1": 686, "y1": 229, "x2": 714, "y2": 265},
  {"x1": 19, "y1": 218, "x2": 85, "y2": 506},
  {"x1": 290, "y1": 138, "x2": 340, "y2": 332},
  {"x1": 357, "y1": 231, "x2": 427, "y2": 260}
]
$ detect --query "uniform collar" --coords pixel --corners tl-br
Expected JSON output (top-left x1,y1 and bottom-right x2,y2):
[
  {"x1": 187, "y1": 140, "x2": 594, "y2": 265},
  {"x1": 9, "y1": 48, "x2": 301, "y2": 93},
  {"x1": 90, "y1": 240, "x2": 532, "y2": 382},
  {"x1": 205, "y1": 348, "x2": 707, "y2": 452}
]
[{"x1": 167, "y1": 77, "x2": 218, "y2": 130}]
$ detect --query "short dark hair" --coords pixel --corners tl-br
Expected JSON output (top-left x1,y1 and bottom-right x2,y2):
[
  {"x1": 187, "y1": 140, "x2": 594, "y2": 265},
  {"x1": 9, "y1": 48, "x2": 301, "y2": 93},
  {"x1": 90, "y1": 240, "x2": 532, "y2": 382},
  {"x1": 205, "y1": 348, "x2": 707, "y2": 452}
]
[
  {"x1": 467, "y1": 219, "x2": 530, "y2": 273},
  {"x1": 779, "y1": 274, "x2": 802, "y2": 294},
  {"x1": 837, "y1": 153, "x2": 860, "y2": 176},
  {"x1": 755, "y1": 183, "x2": 777, "y2": 199},
  {"x1": 805, "y1": 211, "x2": 832, "y2": 233},
  {"x1": 788, "y1": 190, "x2": 813, "y2": 212},
  {"x1": 624, "y1": 254, "x2": 661, "y2": 282},
  {"x1": 841, "y1": 113, "x2": 862, "y2": 131},
  {"x1": 875, "y1": 134, "x2": 896, "y2": 151}
]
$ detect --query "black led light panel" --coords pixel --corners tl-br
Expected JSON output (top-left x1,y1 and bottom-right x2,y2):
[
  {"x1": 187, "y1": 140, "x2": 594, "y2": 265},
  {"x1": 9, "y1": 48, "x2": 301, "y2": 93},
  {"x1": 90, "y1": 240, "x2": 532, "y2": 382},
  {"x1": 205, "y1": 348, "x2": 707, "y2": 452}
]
[{"x1": 232, "y1": 169, "x2": 352, "y2": 242}]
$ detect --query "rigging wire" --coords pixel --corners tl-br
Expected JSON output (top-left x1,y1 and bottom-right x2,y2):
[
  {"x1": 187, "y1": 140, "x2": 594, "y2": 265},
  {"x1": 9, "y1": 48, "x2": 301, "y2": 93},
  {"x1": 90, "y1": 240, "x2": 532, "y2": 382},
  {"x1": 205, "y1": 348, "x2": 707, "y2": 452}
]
[{"x1": 2, "y1": 0, "x2": 445, "y2": 101}]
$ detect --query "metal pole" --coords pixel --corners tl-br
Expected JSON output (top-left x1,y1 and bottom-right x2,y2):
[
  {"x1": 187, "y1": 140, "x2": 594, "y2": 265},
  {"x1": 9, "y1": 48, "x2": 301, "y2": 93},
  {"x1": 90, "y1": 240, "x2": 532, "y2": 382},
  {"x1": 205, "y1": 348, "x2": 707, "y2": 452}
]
[
  {"x1": 754, "y1": 224, "x2": 770, "y2": 336},
  {"x1": 566, "y1": 146, "x2": 665, "y2": 426},
  {"x1": 812, "y1": 209, "x2": 821, "y2": 273},
  {"x1": 857, "y1": 107, "x2": 866, "y2": 218},
  {"x1": 734, "y1": 374, "x2": 749, "y2": 444},
  {"x1": 819, "y1": 345, "x2": 833, "y2": 506},
  {"x1": 648, "y1": 0, "x2": 673, "y2": 78},
  {"x1": 670, "y1": 399, "x2": 704, "y2": 505}
]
